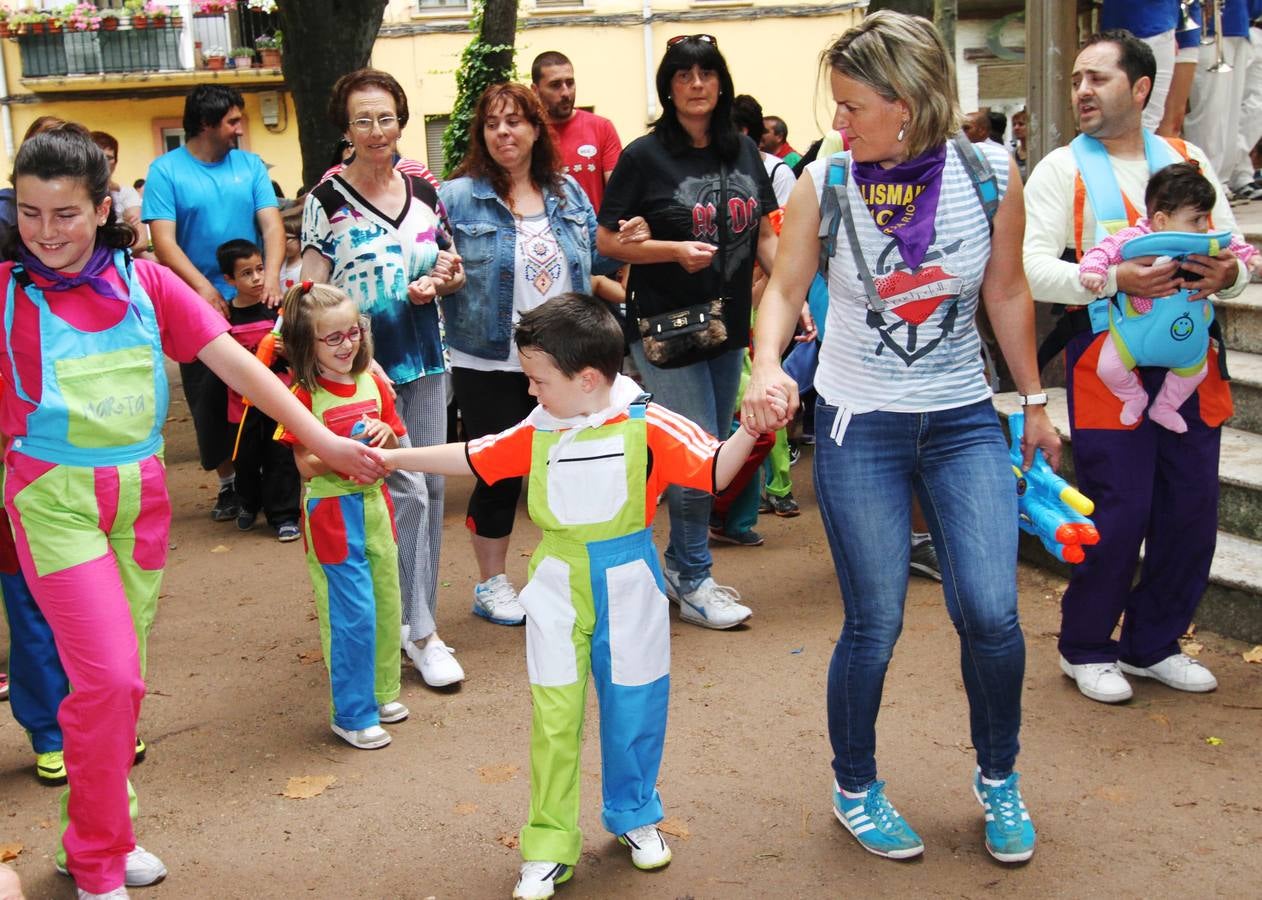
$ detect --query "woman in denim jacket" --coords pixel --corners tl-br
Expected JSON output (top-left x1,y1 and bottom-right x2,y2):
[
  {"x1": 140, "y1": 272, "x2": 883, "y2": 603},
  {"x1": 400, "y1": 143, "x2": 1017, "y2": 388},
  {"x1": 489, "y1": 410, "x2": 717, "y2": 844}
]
[{"x1": 438, "y1": 83, "x2": 638, "y2": 627}]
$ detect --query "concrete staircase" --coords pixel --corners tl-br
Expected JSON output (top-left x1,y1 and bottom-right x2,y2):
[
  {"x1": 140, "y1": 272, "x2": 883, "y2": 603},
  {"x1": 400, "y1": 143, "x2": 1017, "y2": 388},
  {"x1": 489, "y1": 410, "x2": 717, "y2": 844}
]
[{"x1": 994, "y1": 278, "x2": 1262, "y2": 643}]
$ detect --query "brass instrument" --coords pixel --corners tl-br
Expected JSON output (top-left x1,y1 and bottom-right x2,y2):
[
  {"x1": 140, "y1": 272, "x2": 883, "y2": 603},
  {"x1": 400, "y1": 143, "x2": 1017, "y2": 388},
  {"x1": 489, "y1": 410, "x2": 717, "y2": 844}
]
[{"x1": 1200, "y1": 0, "x2": 1234, "y2": 74}]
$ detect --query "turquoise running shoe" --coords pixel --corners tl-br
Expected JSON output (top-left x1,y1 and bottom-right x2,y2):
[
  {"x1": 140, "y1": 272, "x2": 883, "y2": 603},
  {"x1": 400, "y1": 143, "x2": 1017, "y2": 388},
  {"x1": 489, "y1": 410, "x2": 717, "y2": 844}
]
[
  {"x1": 973, "y1": 769, "x2": 1036, "y2": 862},
  {"x1": 832, "y1": 779, "x2": 924, "y2": 859}
]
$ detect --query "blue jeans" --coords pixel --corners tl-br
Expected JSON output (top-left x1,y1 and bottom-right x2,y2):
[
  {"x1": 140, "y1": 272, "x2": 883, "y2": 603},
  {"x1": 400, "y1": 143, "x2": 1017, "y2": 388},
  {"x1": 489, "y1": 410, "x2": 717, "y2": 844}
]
[
  {"x1": 813, "y1": 399, "x2": 1025, "y2": 791},
  {"x1": 629, "y1": 344, "x2": 744, "y2": 592}
]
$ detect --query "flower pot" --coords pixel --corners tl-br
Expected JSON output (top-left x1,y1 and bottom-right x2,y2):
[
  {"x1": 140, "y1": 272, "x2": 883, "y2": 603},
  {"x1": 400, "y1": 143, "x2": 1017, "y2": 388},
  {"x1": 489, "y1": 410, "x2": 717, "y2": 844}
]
[
  {"x1": 0, "y1": 23, "x2": 10, "y2": 38},
  {"x1": 151, "y1": 14, "x2": 166, "y2": 28},
  {"x1": 259, "y1": 48, "x2": 280, "y2": 68},
  {"x1": 207, "y1": 55, "x2": 225, "y2": 70},
  {"x1": 132, "y1": 15, "x2": 148, "y2": 29},
  {"x1": 47, "y1": 23, "x2": 63, "y2": 34},
  {"x1": 29, "y1": 22, "x2": 46, "y2": 35},
  {"x1": 101, "y1": 18, "x2": 118, "y2": 30}
]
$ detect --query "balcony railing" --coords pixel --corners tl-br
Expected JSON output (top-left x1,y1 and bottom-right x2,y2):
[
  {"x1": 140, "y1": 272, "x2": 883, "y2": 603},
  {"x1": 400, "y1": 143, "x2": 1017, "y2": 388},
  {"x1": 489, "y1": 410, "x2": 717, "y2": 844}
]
[{"x1": 10, "y1": 7, "x2": 280, "y2": 79}]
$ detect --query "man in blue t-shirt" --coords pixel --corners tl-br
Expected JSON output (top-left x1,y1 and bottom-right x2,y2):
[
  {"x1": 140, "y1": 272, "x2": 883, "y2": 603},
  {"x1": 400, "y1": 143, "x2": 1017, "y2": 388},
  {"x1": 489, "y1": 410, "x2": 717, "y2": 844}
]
[{"x1": 144, "y1": 84, "x2": 282, "y2": 521}]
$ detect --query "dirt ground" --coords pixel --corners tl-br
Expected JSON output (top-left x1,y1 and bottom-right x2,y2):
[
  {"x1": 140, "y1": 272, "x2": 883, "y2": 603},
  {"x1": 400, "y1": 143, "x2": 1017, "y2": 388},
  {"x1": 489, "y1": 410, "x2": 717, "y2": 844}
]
[{"x1": 3, "y1": 388, "x2": 1262, "y2": 900}]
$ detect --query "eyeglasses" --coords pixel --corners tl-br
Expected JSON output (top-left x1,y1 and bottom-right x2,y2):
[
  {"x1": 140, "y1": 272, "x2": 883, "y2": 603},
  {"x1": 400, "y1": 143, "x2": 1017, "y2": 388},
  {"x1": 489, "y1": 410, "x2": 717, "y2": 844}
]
[
  {"x1": 316, "y1": 325, "x2": 363, "y2": 347},
  {"x1": 667, "y1": 34, "x2": 718, "y2": 48},
  {"x1": 349, "y1": 115, "x2": 399, "y2": 133}
]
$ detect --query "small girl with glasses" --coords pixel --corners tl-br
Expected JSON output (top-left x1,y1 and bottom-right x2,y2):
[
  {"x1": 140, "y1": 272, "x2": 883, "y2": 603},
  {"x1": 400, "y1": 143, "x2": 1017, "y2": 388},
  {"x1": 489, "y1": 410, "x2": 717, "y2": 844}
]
[{"x1": 278, "y1": 281, "x2": 410, "y2": 750}]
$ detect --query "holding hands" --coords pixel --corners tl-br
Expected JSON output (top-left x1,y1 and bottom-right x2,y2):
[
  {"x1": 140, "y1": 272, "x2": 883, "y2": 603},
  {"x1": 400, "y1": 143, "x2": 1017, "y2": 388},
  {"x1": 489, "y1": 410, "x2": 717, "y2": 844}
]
[
  {"x1": 742, "y1": 364, "x2": 799, "y2": 435},
  {"x1": 408, "y1": 250, "x2": 465, "y2": 305}
]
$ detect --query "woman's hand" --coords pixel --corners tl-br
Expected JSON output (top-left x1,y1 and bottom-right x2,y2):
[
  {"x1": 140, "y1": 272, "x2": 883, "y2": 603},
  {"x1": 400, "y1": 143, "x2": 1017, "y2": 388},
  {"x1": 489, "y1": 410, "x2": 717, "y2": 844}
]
[
  {"x1": 1020, "y1": 405, "x2": 1061, "y2": 470},
  {"x1": 368, "y1": 358, "x2": 397, "y2": 400},
  {"x1": 616, "y1": 216, "x2": 651, "y2": 243},
  {"x1": 431, "y1": 249, "x2": 463, "y2": 281},
  {"x1": 674, "y1": 241, "x2": 717, "y2": 273},
  {"x1": 742, "y1": 361, "x2": 799, "y2": 434},
  {"x1": 795, "y1": 306, "x2": 818, "y2": 343}
]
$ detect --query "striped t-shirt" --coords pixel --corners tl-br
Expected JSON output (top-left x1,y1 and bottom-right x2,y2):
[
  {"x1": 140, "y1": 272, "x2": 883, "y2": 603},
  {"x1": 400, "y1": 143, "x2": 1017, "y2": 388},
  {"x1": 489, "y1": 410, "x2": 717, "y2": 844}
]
[{"x1": 808, "y1": 139, "x2": 1009, "y2": 414}]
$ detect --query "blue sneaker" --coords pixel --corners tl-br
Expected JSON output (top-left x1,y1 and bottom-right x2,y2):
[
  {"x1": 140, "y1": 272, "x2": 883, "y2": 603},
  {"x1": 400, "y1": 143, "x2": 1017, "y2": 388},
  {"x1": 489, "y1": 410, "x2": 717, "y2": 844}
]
[
  {"x1": 972, "y1": 769, "x2": 1036, "y2": 862},
  {"x1": 832, "y1": 779, "x2": 924, "y2": 859}
]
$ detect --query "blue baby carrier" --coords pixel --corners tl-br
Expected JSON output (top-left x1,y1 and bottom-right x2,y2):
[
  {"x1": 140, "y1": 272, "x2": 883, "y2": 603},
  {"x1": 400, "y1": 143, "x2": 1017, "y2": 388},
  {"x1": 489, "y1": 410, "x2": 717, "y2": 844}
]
[{"x1": 1071, "y1": 132, "x2": 1222, "y2": 373}]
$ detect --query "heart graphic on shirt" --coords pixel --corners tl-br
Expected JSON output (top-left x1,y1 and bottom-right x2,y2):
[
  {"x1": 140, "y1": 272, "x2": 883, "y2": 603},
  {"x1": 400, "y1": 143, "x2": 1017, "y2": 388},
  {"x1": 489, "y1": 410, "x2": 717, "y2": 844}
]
[{"x1": 873, "y1": 266, "x2": 962, "y2": 324}]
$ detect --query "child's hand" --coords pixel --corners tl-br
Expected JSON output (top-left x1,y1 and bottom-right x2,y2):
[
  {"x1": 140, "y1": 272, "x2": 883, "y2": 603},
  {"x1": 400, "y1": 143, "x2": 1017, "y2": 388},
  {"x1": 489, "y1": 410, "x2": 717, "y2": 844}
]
[
  {"x1": 356, "y1": 414, "x2": 394, "y2": 448},
  {"x1": 407, "y1": 275, "x2": 438, "y2": 305},
  {"x1": 1079, "y1": 270, "x2": 1107, "y2": 295},
  {"x1": 1248, "y1": 255, "x2": 1262, "y2": 277},
  {"x1": 376, "y1": 448, "x2": 400, "y2": 471}
]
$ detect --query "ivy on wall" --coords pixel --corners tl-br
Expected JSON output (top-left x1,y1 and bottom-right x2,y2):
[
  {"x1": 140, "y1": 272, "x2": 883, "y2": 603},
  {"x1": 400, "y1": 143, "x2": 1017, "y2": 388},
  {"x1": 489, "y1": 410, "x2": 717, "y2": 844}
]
[{"x1": 441, "y1": 0, "x2": 516, "y2": 177}]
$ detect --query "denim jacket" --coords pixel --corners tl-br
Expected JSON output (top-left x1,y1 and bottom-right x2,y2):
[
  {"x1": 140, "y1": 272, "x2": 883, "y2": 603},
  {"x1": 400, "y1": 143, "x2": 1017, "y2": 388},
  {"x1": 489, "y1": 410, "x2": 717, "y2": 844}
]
[{"x1": 438, "y1": 174, "x2": 618, "y2": 360}]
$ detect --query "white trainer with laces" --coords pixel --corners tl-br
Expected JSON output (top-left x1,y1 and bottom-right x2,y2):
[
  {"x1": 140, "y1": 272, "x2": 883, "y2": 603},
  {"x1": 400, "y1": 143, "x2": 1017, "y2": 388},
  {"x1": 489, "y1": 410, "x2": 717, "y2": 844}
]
[
  {"x1": 512, "y1": 861, "x2": 572, "y2": 899},
  {"x1": 77, "y1": 889, "x2": 129, "y2": 900},
  {"x1": 472, "y1": 574, "x2": 527, "y2": 626},
  {"x1": 331, "y1": 723, "x2": 391, "y2": 749},
  {"x1": 663, "y1": 568, "x2": 751, "y2": 630},
  {"x1": 407, "y1": 639, "x2": 465, "y2": 687},
  {"x1": 1059, "y1": 656, "x2": 1133, "y2": 703},
  {"x1": 618, "y1": 823, "x2": 672, "y2": 870},
  {"x1": 1120, "y1": 653, "x2": 1217, "y2": 692},
  {"x1": 58, "y1": 846, "x2": 166, "y2": 887}
]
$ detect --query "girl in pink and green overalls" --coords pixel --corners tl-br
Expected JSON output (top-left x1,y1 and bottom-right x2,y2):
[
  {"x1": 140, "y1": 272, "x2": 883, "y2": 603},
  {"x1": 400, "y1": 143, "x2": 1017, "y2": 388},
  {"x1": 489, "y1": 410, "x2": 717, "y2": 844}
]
[{"x1": 0, "y1": 124, "x2": 384, "y2": 900}]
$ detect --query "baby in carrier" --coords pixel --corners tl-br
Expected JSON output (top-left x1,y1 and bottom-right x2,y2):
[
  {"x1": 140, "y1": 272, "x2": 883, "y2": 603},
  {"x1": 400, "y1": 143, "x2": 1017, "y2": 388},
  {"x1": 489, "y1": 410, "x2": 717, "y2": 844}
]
[{"x1": 1079, "y1": 162, "x2": 1259, "y2": 432}]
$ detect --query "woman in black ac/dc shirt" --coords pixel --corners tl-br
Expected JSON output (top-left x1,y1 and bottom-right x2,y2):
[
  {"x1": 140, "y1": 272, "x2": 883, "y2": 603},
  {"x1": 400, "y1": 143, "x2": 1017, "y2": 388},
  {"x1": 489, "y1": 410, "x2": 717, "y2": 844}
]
[{"x1": 596, "y1": 34, "x2": 778, "y2": 631}]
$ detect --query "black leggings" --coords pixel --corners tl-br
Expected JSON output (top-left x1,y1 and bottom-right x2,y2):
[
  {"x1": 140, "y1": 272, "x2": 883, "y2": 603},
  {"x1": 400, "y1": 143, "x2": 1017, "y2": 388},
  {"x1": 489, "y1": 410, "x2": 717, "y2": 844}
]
[{"x1": 450, "y1": 367, "x2": 536, "y2": 538}]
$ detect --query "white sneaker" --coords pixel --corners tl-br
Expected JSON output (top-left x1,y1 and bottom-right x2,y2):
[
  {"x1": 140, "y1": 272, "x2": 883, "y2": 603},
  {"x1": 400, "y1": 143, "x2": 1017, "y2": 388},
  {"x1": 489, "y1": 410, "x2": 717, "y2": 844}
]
[
  {"x1": 1120, "y1": 653, "x2": 1217, "y2": 692},
  {"x1": 512, "y1": 861, "x2": 572, "y2": 899},
  {"x1": 618, "y1": 823, "x2": 672, "y2": 870},
  {"x1": 378, "y1": 701, "x2": 410, "y2": 723},
  {"x1": 331, "y1": 723, "x2": 391, "y2": 749},
  {"x1": 407, "y1": 639, "x2": 465, "y2": 687},
  {"x1": 58, "y1": 846, "x2": 167, "y2": 887},
  {"x1": 472, "y1": 574, "x2": 526, "y2": 626},
  {"x1": 78, "y1": 889, "x2": 129, "y2": 900},
  {"x1": 663, "y1": 569, "x2": 751, "y2": 630},
  {"x1": 1059, "y1": 656, "x2": 1133, "y2": 703},
  {"x1": 400, "y1": 623, "x2": 410, "y2": 650}
]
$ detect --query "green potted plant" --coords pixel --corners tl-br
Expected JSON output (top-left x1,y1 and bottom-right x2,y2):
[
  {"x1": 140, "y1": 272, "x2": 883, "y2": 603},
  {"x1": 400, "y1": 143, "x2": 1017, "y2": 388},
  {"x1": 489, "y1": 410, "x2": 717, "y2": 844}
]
[
  {"x1": 204, "y1": 45, "x2": 225, "y2": 69},
  {"x1": 144, "y1": 1, "x2": 169, "y2": 28},
  {"x1": 231, "y1": 45, "x2": 255, "y2": 68},
  {"x1": 0, "y1": 7, "x2": 12, "y2": 40},
  {"x1": 13, "y1": 10, "x2": 51, "y2": 36},
  {"x1": 254, "y1": 29, "x2": 280, "y2": 67},
  {"x1": 98, "y1": 8, "x2": 120, "y2": 30},
  {"x1": 124, "y1": 0, "x2": 147, "y2": 28}
]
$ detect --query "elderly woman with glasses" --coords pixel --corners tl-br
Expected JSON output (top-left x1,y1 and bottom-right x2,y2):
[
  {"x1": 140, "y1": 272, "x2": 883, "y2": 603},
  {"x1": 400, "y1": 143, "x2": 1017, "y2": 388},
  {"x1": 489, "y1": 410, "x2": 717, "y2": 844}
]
[
  {"x1": 301, "y1": 67, "x2": 468, "y2": 691},
  {"x1": 595, "y1": 33, "x2": 779, "y2": 631}
]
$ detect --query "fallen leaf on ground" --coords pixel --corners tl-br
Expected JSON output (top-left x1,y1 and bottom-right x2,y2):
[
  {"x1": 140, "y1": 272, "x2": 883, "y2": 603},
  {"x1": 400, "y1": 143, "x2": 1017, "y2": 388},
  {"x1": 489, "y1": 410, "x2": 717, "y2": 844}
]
[
  {"x1": 1243, "y1": 646, "x2": 1262, "y2": 664},
  {"x1": 282, "y1": 775, "x2": 336, "y2": 799},
  {"x1": 454, "y1": 801, "x2": 478, "y2": 815},
  {"x1": 477, "y1": 763, "x2": 520, "y2": 784},
  {"x1": 1181, "y1": 640, "x2": 1204, "y2": 657},
  {"x1": 657, "y1": 817, "x2": 691, "y2": 840},
  {"x1": 0, "y1": 843, "x2": 22, "y2": 862},
  {"x1": 210, "y1": 544, "x2": 230, "y2": 553},
  {"x1": 1149, "y1": 712, "x2": 1171, "y2": 727},
  {"x1": 496, "y1": 833, "x2": 519, "y2": 849},
  {"x1": 297, "y1": 649, "x2": 323, "y2": 665},
  {"x1": 1205, "y1": 736, "x2": 1224, "y2": 746}
]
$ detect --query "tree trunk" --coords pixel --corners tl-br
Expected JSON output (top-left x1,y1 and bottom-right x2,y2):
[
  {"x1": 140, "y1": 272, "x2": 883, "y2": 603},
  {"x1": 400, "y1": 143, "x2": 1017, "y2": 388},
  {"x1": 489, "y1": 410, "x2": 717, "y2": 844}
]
[
  {"x1": 276, "y1": 0, "x2": 389, "y2": 190},
  {"x1": 441, "y1": 0, "x2": 518, "y2": 176},
  {"x1": 480, "y1": 0, "x2": 516, "y2": 80},
  {"x1": 866, "y1": 0, "x2": 934, "y2": 16}
]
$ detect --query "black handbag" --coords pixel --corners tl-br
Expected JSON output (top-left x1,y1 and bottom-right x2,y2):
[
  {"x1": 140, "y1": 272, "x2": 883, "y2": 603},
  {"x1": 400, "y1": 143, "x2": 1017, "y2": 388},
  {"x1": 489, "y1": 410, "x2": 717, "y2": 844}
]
[{"x1": 635, "y1": 164, "x2": 731, "y2": 369}]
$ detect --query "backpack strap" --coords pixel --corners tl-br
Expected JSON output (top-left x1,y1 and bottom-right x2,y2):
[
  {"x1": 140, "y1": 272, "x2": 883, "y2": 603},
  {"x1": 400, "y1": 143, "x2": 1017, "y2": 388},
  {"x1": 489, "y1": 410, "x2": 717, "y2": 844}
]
[
  {"x1": 949, "y1": 131, "x2": 998, "y2": 234},
  {"x1": 815, "y1": 151, "x2": 886, "y2": 311}
]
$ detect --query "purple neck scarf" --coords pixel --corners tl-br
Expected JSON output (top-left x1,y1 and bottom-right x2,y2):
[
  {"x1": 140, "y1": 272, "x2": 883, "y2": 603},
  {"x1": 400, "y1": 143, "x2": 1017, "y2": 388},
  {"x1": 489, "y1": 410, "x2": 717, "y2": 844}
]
[
  {"x1": 17, "y1": 243, "x2": 128, "y2": 304},
  {"x1": 850, "y1": 144, "x2": 947, "y2": 269}
]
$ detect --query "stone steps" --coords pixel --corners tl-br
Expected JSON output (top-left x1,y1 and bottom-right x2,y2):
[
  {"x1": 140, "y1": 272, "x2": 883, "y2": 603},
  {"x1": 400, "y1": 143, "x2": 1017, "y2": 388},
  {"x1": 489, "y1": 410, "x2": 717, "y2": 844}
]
[
  {"x1": 1226, "y1": 348, "x2": 1262, "y2": 435},
  {"x1": 1215, "y1": 282, "x2": 1262, "y2": 356},
  {"x1": 994, "y1": 388, "x2": 1262, "y2": 642}
]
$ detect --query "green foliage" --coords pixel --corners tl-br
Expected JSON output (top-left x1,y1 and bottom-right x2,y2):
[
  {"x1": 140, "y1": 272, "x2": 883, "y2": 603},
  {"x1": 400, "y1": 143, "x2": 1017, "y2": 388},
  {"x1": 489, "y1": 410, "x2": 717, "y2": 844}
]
[{"x1": 441, "y1": 0, "x2": 515, "y2": 178}]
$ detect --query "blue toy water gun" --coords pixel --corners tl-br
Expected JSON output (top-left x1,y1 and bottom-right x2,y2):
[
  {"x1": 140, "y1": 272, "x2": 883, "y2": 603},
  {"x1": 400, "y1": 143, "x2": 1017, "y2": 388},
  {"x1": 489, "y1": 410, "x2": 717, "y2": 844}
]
[{"x1": 1008, "y1": 412, "x2": 1099, "y2": 564}]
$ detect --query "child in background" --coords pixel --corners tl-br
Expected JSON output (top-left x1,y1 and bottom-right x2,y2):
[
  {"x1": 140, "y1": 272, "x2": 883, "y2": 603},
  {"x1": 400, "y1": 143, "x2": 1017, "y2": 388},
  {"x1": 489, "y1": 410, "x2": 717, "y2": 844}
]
[
  {"x1": 0, "y1": 124, "x2": 382, "y2": 900},
  {"x1": 278, "y1": 282, "x2": 408, "y2": 751},
  {"x1": 377, "y1": 293, "x2": 780, "y2": 900},
  {"x1": 1078, "y1": 161, "x2": 1260, "y2": 432},
  {"x1": 218, "y1": 239, "x2": 302, "y2": 540},
  {"x1": 280, "y1": 208, "x2": 302, "y2": 291}
]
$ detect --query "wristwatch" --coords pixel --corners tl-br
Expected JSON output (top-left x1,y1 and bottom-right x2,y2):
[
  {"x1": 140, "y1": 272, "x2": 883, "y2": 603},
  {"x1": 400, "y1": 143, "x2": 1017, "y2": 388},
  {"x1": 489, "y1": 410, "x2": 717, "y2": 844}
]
[{"x1": 1018, "y1": 392, "x2": 1049, "y2": 407}]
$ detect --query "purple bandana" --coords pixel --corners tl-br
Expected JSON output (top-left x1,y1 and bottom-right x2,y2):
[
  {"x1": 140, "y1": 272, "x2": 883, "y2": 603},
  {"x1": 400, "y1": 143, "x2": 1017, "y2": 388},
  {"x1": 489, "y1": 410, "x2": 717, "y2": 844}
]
[
  {"x1": 850, "y1": 144, "x2": 947, "y2": 269},
  {"x1": 17, "y1": 242, "x2": 129, "y2": 304}
]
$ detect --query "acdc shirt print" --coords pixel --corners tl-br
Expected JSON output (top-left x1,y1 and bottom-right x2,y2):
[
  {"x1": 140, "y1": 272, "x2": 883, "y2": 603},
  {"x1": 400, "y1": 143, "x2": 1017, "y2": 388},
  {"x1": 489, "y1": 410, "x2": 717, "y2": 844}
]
[{"x1": 674, "y1": 170, "x2": 761, "y2": 281}]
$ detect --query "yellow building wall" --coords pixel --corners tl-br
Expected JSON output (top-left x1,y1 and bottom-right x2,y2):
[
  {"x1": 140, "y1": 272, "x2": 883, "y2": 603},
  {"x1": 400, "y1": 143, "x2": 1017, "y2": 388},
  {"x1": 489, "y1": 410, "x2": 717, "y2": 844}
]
[{"x1": 0, "y1": 2, "x2": 862, "y2": 193}]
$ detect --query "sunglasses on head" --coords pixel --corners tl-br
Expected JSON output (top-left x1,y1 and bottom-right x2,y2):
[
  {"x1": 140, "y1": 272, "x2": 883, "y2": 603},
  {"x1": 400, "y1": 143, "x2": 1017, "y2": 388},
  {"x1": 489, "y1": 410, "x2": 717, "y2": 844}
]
[{"x1": 667, "y1": 34, "x2": 718, "y2": 49}]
